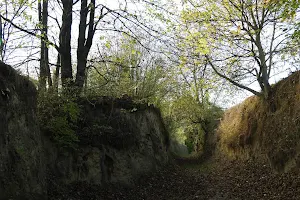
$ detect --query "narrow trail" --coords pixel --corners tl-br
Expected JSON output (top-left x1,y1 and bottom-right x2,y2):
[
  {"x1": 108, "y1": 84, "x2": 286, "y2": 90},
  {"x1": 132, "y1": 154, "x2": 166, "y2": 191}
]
[{"x1": 50, "y1": 157, "x2": 300, "y2": 200}]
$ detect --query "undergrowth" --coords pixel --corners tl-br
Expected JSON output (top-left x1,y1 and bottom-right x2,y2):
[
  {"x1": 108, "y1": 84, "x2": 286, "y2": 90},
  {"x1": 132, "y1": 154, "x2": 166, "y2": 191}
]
[{"x1": 38, "y1": 92, "x2": 80, "y2": 148}]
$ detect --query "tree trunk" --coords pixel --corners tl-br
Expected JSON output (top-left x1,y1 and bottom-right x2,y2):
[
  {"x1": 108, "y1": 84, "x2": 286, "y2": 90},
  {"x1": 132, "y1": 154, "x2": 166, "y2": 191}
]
[
  {"x1": 38, "y1": 0, "x2": 46, "y2": 90},
  {"x1": 256, "y1": 33, "x2": 272, "y2": 99},
  {"x1": 0, "y1": 16, "x2": 3, "y2": 60},
  {"x1": 76, "y1": 57, "x2": 87, "y2": 88},
  {"x1": 192, "y1": 66, "x2": 201, "y2": 105},
  {"x1": 75, "y1": 0, "x2": 96, "y2": 90},
  {"x1": 75, "y1": 0, "x2": 88, "y2": 89},
  {"x1": 39, "y1": 0, "x2": 51, "y2": 90},
  {"x1": 43, "y1": 0, "x2": 52, "y2": 87},
  {"x1": 60, "y1": 0, "x2": 73, "y2": 88},
  {"x1": 53, "y1": 53, "x2": 61, "y2": 93}
]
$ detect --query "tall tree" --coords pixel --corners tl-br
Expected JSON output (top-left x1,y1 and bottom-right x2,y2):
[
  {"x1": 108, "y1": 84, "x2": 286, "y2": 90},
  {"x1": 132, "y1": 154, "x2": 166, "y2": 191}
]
[
  {"x1": 59, "y1": 0, "x2": 73, "y2": 88},
  {"x1": 181, "y1": 0, "x2": 294, "y2": 99},
  {"x1": 75, "y1": 0, "x2": 111, "y2": 89},
  {"x1": 39, "y1": 0, "x2": 52, "y2": 90}
]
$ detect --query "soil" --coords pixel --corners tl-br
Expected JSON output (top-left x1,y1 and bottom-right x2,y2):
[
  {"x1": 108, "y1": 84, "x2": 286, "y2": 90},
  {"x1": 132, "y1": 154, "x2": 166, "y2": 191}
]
[{"x1": 49, "y1": 157, "x2": 300, "y2": 200}]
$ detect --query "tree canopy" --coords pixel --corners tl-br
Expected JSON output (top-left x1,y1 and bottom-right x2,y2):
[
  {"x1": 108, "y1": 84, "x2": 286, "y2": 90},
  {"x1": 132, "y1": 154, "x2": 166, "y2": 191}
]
[{"x1": 180, "y1": 0, "x2": 298, "y2": 99}]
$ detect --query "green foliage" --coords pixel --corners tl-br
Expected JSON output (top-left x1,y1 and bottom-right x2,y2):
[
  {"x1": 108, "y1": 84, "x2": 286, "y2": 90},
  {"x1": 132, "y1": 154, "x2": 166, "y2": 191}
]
[
  {"x1": 178, "y1": 0, "x2": 295, "y2": 98},
  {"x1": 268, "y1": 0, "x2": 300, "y2": 43},
  {"x1": 87, "y1": 36, "x2": 171, "y2": 105},
  {"x1": 38, "y1": 92, "x2": 80, "y2": 148},
  {"x1": 164, "y1": 88, "x2": 223, "y2": 155},
  {"x1": 185, "y1": 138, "x2": 194, "y2": 153},
  {"x1": 182, "y1": 124, "x2": 204, "y2": 153},
  {"x1": 270, "y1": 0, "x2": 300, "y2": 19}
]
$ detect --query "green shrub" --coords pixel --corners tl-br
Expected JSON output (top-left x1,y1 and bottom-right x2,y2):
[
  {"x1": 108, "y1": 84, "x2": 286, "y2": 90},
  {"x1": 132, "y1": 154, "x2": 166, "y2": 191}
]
[
  {"x1": 185, "y1": 138, "x2": 194, "y2": 153},
  {"x1": 38, "y1": 92, "x2": 80, "y2": 148}
]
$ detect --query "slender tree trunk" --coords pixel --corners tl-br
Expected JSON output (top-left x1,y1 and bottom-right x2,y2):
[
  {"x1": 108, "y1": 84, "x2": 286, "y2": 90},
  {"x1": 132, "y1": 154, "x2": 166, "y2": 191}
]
[
  {"x1": 192, "y1": 66, "x2": 201, "y2": 105},
  {"x1": 76, "y1": 0, "x2": 88, "y2": 90},
  {"x1": 43, "y1": 0, "x2": 52, "y2": 87},
  {"x1": 60, "y1": 0, "x2": 73, "y2": 88},
  {"x1": 76, "y1": 57, "x2": 87, "y2": 87},
  {"x1": 0, "y1": 17, "x2": 3, "y2": 61},
  {"x1": 75, "y1": 0, "x2": 96, "y2": 90},
  {"x1": 39, "y1": 0, "x2": 51, "y2": 90},
  {"x1": 53, "y1": 53, "x2": 61, "y2": 93},
  {"x1": 135, "y1": 63, "x2": 139, "y2": 97},
  {"x1": 84, "y1": 66, "x2": 88, "y2": 94},
  {"x1": 130, "y1": 62, "x2": 135, "y2": 96},
  {"x1": 38, "y1": 1, "x2": 46, "y2": 90},
  {"x1": 256, "y1": 33, "x2": 272, "y2": 99}
]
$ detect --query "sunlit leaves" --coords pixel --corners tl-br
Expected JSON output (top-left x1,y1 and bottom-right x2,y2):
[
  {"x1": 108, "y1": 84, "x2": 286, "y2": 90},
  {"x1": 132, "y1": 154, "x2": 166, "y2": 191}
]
[
  {"x1": 105, "y1": 40, "x2": 111, "y2": 49},
  {"x1": 268, "y1": 0, "x2": 300, "y2": 19}
]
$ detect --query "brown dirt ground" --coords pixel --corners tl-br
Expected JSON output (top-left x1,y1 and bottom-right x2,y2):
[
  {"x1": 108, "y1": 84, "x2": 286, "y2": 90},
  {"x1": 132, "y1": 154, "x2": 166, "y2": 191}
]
[{"x1": 49, "y1": 157, "x2": 300, "y2": 200}]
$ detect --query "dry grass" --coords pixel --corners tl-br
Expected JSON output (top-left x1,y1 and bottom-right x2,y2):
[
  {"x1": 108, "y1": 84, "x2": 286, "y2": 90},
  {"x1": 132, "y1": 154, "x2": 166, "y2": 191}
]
[{"x1": 217, "y1": 71, "x2": 300, "y2": 172}]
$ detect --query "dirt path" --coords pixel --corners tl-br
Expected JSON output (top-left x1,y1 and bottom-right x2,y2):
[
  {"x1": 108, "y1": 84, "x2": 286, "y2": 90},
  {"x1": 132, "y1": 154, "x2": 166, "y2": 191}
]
[{"x1": 50, "y1": 157, "x2": 300, "y2": 200}]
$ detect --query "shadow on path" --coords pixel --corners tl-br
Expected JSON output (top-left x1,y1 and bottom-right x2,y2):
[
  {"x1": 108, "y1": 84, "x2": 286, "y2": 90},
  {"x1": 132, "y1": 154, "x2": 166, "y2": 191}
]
[{"x1": 49, "y1": 156, "x2": 300, "y2": 200}]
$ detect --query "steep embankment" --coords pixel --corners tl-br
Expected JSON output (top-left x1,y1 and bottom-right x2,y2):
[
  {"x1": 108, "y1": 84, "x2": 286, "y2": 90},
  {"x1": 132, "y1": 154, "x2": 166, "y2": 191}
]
[
  {"x1": 0, "y1": 61, "x2": 46, "y2": 199},
  {"x1": 218, "y1": 71, "x2": 300, "y2": 172},
  {"x1": 0, "y1": 62, "x2": 169, "y2": 199},
  {"x1": 46, "y1": 97, "x2": 170, "y2": 192}
]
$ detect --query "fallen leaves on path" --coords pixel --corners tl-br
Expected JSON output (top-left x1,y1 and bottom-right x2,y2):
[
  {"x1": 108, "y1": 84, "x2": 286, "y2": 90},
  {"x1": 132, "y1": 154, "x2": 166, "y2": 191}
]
[{"x1": 49, "y1": 157, "x2": 300, "y2": 200}]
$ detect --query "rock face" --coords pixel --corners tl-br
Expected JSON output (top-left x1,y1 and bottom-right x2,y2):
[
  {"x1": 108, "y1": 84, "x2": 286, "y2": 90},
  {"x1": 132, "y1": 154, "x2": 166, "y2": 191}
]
[
  {"x1": 0, "y1": 61, "x2": 46, "y2": 199},
  {"x1": 0, "y1": 62, "x2": 169, "y2": 199},
  {"x1": 47, "y1": 98, "x2": 170, "y2": 187}
]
